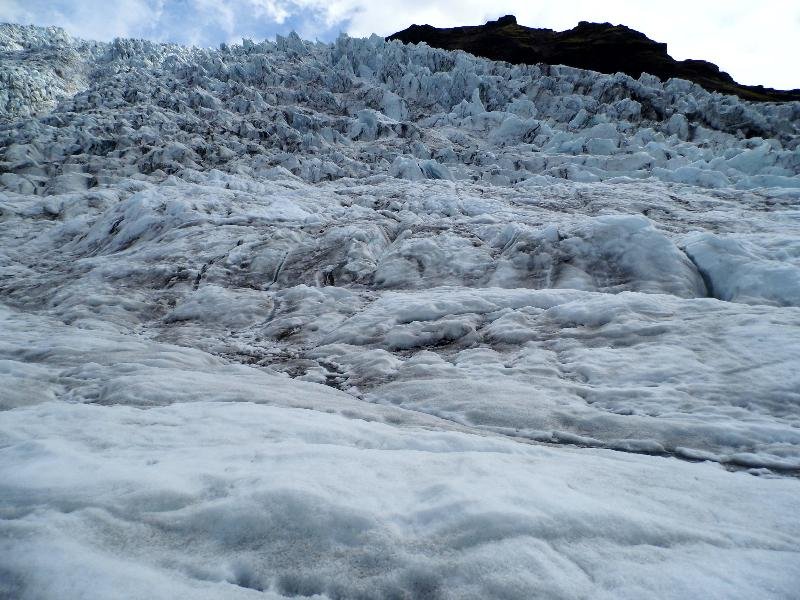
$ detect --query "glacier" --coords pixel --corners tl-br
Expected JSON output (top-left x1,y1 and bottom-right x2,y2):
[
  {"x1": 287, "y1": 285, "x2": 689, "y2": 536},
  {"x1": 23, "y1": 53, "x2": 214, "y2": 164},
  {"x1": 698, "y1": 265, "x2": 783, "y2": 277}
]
[{"x1": 1, "y1": 22, "x2": 800, "y2": 599}]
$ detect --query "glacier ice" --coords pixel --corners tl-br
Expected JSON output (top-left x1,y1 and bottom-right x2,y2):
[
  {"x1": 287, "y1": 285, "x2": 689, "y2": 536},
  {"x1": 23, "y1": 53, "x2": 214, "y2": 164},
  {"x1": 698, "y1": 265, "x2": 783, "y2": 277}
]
[
  {"x1": 2, "y1": 23, "x2": 799, "y2": 191},
  {"x1": 1, "y1": 23, "x2": 800, "y2": 600}
]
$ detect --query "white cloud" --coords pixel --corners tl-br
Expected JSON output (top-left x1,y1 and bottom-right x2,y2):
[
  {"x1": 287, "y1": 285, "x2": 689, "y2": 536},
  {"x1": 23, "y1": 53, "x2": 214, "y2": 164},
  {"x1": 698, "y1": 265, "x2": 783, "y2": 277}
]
[
  {"x1": 1, "y1": 0, "x2": 797, "y2": 89},
  {"x1": 2, "y1": 0, "x2": 159, "y2": 41}
]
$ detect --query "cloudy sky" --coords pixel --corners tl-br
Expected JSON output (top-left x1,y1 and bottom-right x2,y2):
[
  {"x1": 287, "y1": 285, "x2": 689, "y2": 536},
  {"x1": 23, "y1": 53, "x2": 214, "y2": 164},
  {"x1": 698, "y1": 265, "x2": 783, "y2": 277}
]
[{"x1": 2, "y1": 0, "x2": 798, "y2": 89}]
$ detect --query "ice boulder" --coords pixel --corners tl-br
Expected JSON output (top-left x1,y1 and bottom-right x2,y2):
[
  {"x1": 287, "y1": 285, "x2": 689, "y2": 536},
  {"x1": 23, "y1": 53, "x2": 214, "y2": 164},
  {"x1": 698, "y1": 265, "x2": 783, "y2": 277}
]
[{"x1": 683, "y1": 233, "x2": 800, "y2": 306}]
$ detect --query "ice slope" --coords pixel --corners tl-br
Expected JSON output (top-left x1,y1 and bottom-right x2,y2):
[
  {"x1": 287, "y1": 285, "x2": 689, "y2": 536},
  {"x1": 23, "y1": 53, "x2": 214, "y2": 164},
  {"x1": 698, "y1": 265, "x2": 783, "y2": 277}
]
[
  {"x1": 2, "y1": 24, "x2": 800, "y2": 192},
  {"x1": 1, "y1": 23, "x2": 800, "y2": 599},
  {"x1": 2, "y1": 306, "x2": 800, "y2": 600}
]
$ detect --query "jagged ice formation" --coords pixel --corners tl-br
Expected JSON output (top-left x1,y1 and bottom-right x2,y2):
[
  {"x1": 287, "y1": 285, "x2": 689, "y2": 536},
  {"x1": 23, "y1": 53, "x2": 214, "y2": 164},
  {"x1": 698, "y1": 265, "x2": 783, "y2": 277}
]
[{"x1": 1, "y1": 23, "x2": 800, "y2": 600}]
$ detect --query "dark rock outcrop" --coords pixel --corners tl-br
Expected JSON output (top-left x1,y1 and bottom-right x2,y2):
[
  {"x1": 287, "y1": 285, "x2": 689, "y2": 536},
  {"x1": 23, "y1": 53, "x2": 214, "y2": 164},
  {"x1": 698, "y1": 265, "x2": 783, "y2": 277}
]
[{"x1": 389, "y1": 15, "x2": 800, "y2": 103}]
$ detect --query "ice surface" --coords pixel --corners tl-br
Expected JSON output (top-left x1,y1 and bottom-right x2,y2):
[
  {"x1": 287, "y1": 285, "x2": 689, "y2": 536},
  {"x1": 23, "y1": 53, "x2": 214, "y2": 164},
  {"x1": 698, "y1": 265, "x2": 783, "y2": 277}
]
[
  {"x1": 683, "y1": 232, "x2": 800, "y2": 306},
  {"x1": 3, "y1": 399, "x2": 800, "y2": 600},
  {"x1": 1, "y1": 23, "x2": 800, "y2": 599},
  {"x1": 2, "y1": 25, "x2": 799, "y2": 192}
]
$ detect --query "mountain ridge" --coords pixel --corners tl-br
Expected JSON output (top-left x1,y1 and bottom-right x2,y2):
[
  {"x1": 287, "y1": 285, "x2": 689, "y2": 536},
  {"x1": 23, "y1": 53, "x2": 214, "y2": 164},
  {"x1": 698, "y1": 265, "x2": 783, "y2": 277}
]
[{"x1": 388, "y1": 15, "x2": 800, "y2": 103}]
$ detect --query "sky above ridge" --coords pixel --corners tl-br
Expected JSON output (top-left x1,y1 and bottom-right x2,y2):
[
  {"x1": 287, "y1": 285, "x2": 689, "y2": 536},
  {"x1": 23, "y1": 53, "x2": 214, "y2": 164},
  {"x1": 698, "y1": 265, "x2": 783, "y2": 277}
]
[{"x1": 2, "y1": 0, "x2": 798, "y2": 89}]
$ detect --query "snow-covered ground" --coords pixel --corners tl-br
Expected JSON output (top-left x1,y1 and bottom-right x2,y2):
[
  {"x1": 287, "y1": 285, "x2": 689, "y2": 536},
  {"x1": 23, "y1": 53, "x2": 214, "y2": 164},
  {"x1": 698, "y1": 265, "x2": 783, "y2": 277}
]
[{"x1": 1, "y1": 22, "x2": 799, "y2": 599}]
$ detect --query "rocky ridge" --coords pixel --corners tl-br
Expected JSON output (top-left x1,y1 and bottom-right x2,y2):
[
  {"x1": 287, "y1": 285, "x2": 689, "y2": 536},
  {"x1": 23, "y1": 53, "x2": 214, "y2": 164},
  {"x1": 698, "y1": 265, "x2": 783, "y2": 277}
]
[{"x1": 389, "y1": 15, "x2": 800, "y2": 103}]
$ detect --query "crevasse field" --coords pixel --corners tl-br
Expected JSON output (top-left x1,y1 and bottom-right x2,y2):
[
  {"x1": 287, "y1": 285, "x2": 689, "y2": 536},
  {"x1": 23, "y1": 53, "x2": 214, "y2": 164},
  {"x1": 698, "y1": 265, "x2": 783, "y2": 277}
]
[{"x1": 1, "y1": 23, "x2": 800, "y2": 599}]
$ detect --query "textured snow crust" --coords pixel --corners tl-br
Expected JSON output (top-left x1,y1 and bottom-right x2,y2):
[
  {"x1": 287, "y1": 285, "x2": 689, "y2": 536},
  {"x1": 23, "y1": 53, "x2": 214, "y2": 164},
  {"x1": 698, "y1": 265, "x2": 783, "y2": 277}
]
[{"x1": 1, "y1": 24, "x2": 800, "y2": 599}]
